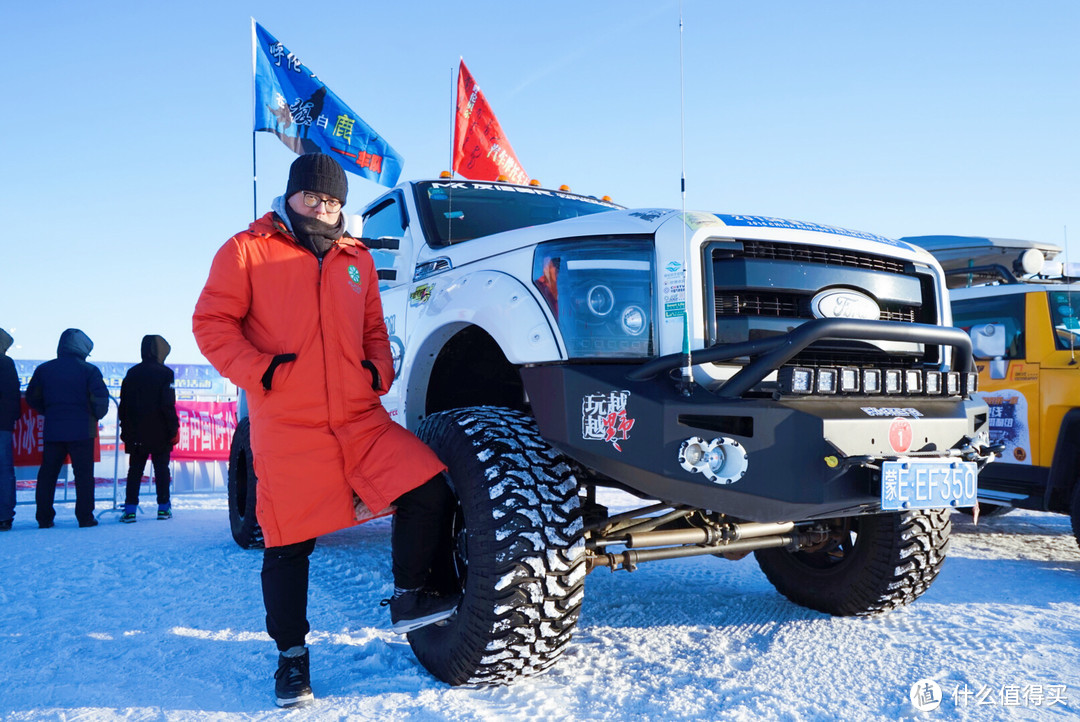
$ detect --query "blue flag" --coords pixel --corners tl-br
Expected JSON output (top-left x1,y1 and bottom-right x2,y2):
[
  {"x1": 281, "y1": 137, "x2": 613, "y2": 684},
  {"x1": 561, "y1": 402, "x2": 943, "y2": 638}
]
[{"x1": 253, "y1": 22, "x2": 403, "y2": 187}]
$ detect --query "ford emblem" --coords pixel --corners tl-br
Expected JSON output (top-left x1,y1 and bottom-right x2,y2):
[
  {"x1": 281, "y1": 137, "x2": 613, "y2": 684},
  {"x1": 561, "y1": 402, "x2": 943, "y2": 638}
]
[{"x1": 810, "y1": 289, "x2": 881, "y2": 320}]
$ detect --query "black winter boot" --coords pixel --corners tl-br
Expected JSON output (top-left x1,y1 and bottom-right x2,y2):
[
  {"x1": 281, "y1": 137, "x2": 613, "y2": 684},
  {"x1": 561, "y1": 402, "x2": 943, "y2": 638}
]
[
  {"x1": 274, "y1": 647, "x2": 313, "y2": 707},
  {"x1": 382, "y1": 589, "x2": 461, "y2": 633}
]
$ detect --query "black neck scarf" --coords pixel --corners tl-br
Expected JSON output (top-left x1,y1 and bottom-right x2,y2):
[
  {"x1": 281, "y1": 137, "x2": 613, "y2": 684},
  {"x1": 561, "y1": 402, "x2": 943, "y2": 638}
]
[{"x1": 285, "y1": 205, "x2": 346, "y2": 259}]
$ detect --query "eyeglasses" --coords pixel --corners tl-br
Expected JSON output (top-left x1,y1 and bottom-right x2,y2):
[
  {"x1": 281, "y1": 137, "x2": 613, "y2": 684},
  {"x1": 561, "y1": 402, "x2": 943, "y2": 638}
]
[{"x1": 301, "y1": 191, "x2": 342, "y2": 212}]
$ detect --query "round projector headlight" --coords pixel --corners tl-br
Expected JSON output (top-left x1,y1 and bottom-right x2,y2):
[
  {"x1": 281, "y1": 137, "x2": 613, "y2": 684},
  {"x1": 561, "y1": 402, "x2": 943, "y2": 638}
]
[
  {"x1": 621, "y1": 305, "x2": 646, "y2": 335},
  {"x1": 586, "y1": 284, "x2": 615, "y2": 317}
]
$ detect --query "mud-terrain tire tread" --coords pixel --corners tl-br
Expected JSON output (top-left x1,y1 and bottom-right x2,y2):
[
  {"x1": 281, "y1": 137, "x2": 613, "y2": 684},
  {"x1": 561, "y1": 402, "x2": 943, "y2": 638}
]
[
  {"x1": 754, "y1": 509, "x2": 950, "y2": 616},
  {"x1": 408, "y1": 406, "x2": 585, "y2": 686},
  {"x1": 227, "y1": 417, "x2": 264, "y2": 550}
]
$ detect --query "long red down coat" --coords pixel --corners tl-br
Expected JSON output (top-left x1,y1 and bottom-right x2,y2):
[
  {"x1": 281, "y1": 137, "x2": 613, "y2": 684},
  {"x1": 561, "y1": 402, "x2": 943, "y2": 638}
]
[{"x1": 192, "y1": 212, "x2": 446, "y2": 547}]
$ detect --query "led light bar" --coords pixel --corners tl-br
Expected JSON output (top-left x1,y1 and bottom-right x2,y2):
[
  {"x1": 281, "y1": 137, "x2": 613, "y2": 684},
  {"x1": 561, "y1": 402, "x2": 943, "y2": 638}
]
[{"x1": 774, "y1": 365, "x2": 979, "y2": 398}]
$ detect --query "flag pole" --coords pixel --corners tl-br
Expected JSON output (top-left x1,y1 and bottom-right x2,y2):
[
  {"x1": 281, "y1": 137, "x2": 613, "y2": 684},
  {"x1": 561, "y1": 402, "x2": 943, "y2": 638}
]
[
  {"x1": 447, "y1": 62, "x2": 458, "y2": 240},
  {"x1": 449, "y1": 62, "x2": 458, "y2": 178},
  {"x1": 251, "y1": 18, "x2": 258, "y2": 221}
]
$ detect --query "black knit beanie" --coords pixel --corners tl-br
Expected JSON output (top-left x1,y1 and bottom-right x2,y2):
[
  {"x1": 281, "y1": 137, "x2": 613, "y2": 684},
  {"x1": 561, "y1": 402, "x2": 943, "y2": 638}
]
[{"x1": 285, "y1": 153, "x2": 348, "y2": 207}]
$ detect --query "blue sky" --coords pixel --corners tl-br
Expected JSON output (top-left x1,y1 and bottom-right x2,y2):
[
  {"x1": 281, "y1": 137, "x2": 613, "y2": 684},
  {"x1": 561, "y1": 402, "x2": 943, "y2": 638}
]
[{"x1": 2, "y1": 1, "x2": 1077, "y2": 364}]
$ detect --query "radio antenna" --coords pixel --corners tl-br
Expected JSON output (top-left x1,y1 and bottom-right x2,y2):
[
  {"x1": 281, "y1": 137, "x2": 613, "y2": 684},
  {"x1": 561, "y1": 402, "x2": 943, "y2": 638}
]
[
  {"x1": 678, "y1": 0, "x2": 694, "y2": 394},
  {"x1": 1066, "y1": 225, "x2": 1075, "y2": 364}
]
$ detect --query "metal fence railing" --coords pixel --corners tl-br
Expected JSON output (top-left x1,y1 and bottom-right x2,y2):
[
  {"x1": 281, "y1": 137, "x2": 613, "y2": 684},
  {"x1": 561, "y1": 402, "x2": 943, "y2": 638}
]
[{"x1": 13, "y1": 393, "x2": 233, "y2": 521}]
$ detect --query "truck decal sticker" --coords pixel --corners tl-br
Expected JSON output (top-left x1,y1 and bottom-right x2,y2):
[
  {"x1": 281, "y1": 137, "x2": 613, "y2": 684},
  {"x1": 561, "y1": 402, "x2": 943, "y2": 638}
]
[
  {"x1": 389, "y1": 336, "x2": 404, "y2": 377},
  {"x1": 428, "y1": 181, "x2": 619, "y2": 208},
  {"x1": 861, "y1": 407, "x2": 924, "y2": 418},
  {"x1": 681, "y1": 212, "x2": 723, "y2": 231},
  {"x1": 974, "y1": 390, "x2": 1032, "y2": 465},
  {"x1": 384, "y1": 314, "x2": 403, "y2": 377},
  {"x1": 582, "y1": 390, "x2": 635, "y2": 452},
  {"x1": 715, "y1": 214, "x2": 903, "y2": 248},
  {"x1": 889, "y1": 418, "x2": 913, "y2": 453},
  {"x1": 629, "y1": 209, "x2": 670, "y2": 222},
  {"x1": 663, "y1": 261, "x2": 686, "y2": 322},
  {"x1": 409, "y1": 284, "x2": 435, "y2": 307}
]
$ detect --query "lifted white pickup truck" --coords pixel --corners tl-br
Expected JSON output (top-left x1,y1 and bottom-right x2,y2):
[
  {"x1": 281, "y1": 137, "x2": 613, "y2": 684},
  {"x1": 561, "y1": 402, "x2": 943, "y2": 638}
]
[{"x1": 228, "y1": 179, "x2": 996, "y2": 686}]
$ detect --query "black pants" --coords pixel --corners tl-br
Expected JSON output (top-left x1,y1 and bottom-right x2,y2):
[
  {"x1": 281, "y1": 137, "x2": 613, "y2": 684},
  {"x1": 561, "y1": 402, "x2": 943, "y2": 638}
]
[
  {"x1": 124, "y1": 445, "x2": 172, "y2": 507},
  {"x1": 261, "y1": 474, "x2": 454, "y2": 651},
  {"x1": 36, "y1": 438, "x2": 96, "y2": 526}
]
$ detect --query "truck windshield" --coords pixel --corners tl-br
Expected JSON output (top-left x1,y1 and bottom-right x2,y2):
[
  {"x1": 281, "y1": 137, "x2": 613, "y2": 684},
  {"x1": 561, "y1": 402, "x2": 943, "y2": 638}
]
[
  {"x1": 1048, "y1": 289, "x2": 1080, "y2": 350},
  {"x1": 413, "y1": 180, "x2": 621, "y2": 246}
]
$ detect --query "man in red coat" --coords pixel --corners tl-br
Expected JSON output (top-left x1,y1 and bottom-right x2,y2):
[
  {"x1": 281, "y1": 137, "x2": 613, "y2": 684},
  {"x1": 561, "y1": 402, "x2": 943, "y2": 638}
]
[{"x1": 193, "y1": 154, "x2": 457, "y2": 707}]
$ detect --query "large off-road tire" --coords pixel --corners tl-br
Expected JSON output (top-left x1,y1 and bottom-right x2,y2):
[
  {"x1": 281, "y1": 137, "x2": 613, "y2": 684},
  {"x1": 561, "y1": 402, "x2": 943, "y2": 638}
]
[
  {"x1": 754, "y1": 509, "x2": 950, "y2": 616},
  {"x1": 409, "y1": 406, "x2": 586, "y2": 686},
  {"x1": 1070, "y1": 482, "x2": 1080, "y2": 552},
  {"x1": 227, "y1": 417, "x2": 263, "y2": 550}
]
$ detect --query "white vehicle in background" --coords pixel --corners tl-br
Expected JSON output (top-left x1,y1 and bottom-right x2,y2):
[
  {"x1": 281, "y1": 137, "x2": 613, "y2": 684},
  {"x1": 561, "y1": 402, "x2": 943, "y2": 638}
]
[{"x1": 228, "y1": 179, "x2": 996, "y2": 686}]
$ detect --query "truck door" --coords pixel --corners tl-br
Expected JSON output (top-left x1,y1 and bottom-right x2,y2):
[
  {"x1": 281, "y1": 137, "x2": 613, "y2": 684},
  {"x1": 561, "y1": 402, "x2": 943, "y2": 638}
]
[
  {"x1": 360, "y1": 192, "x2": 413, "y2": 425},
  {"x1": 952, "y1": 293, "x2": 1038, "y2": 466}
]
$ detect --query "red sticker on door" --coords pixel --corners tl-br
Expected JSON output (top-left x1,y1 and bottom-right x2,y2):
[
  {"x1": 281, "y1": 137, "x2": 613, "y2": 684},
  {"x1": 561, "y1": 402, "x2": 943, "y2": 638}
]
[{"x1": 889, "y1": 417, "x2": 912, "y2": 453}]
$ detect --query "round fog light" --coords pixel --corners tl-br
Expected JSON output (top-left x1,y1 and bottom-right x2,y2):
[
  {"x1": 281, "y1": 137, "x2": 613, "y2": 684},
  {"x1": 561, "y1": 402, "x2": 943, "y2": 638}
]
[{"x1": 707, "y1": 446, "x2": 726, "y2": 473}]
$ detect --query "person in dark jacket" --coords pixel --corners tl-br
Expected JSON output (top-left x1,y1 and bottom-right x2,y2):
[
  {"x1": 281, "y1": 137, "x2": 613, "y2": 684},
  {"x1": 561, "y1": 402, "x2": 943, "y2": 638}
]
[
  {"x1": 0, "y1": 328, "x2": 20, "y2": 531},
  {"x1": 25, "y1": 329, "x2": 110, "y2": 528},
  {"x1": 118, "y1": 335, "x2": 180, "y2": 522}
]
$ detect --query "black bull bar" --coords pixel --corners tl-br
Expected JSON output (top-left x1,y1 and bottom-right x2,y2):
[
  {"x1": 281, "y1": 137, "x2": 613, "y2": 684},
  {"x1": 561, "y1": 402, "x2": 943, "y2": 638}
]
[{"x1": 626, "y1": 318, "x2": 973, "y2": 396}]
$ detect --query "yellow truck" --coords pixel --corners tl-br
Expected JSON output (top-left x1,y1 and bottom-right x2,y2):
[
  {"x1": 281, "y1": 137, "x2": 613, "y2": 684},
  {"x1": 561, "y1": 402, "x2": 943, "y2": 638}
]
[{"x1": 904, "y1": 234, "x2": 1080, "y2": 548}]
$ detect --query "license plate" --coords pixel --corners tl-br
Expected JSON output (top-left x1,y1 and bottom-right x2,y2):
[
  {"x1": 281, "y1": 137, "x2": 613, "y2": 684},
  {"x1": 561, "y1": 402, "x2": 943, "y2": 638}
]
[{"x1": 881, "y1": 459, "x2": 978, "y2": 511}]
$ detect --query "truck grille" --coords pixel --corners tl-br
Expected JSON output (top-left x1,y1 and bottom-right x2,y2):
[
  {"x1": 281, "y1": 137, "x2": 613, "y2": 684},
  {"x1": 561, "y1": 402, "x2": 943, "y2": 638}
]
[
  {"x1": 705, "y1": 239, "x2": 939, "y2": 364},
  {"x1": 714, "y1": 292, "x2": 918, "y2": 323},
  {"x1": 715, "y1": 292, "x2": 799, "y2": 317},
  {"x1": 739, "y1": 240, "x2": 907, "y2": 274}
]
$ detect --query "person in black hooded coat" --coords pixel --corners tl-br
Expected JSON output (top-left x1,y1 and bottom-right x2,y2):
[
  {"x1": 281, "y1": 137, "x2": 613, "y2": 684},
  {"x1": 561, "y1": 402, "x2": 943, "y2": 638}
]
[
  {"x1": 118, "y1": 335, "x2": 179, "y2": 522},
  {"x1": 25, "y1": 328, "x2": 110, "y2": 528},
  {"x1": 0, "y1": 328, "x2": 20, "y2": 530}
]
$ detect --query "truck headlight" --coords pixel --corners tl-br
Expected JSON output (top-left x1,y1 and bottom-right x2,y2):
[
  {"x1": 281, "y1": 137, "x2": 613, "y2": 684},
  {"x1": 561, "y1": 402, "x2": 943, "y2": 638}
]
[
  {"x1": 621, "y1": 305, "x2": 647, "y2": 336},
  {"x1": 533, "y1": 239, "x2": 655, "y2": 359},
  {"x1": 587, "y1": 284, "x2": 615, "y2": 316}
]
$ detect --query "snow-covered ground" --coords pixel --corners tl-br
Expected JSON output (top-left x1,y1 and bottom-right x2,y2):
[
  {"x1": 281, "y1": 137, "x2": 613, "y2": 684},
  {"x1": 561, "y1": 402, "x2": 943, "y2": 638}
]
[{"x1": 1, "y1": 491, "x2": 1077, "y2": 721}]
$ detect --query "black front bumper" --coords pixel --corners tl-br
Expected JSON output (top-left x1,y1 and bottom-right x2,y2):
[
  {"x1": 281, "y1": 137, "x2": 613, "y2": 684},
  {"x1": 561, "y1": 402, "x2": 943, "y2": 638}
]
[{"x1": 522, "y1": 362, "x2": 985, "y2": 523}]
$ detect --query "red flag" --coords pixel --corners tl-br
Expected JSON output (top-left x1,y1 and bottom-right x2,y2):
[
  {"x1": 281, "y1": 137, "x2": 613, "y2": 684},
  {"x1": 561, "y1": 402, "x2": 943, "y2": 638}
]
[{"x1": 453, "y1": 59, "x2": 529, "y2": 184}]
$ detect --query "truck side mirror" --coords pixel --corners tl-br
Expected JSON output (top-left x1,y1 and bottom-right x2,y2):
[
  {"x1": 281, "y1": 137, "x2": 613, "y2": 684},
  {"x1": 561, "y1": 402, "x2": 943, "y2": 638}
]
[{"x1": 970, "y1": 323, "x2": 1008, "y2": 380}]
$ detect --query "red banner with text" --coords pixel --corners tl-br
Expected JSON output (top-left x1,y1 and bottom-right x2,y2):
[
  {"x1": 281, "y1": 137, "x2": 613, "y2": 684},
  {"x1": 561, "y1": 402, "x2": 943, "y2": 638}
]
[
  {"x1": 13, "y1": 399, "x2": 101, "y2": 466},
  {"x1": 9, "y1": 397, "x2": 237, "y2": 465},
  {"x1": 173, "y1": 400, "x2": 238, "y2": 461}
]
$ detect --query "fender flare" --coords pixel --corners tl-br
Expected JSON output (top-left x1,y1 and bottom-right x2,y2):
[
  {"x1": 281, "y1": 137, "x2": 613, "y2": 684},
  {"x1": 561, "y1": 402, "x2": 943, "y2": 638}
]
[{"x1": 398, "y1": 270, "x2": 563, "y2": 428}]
